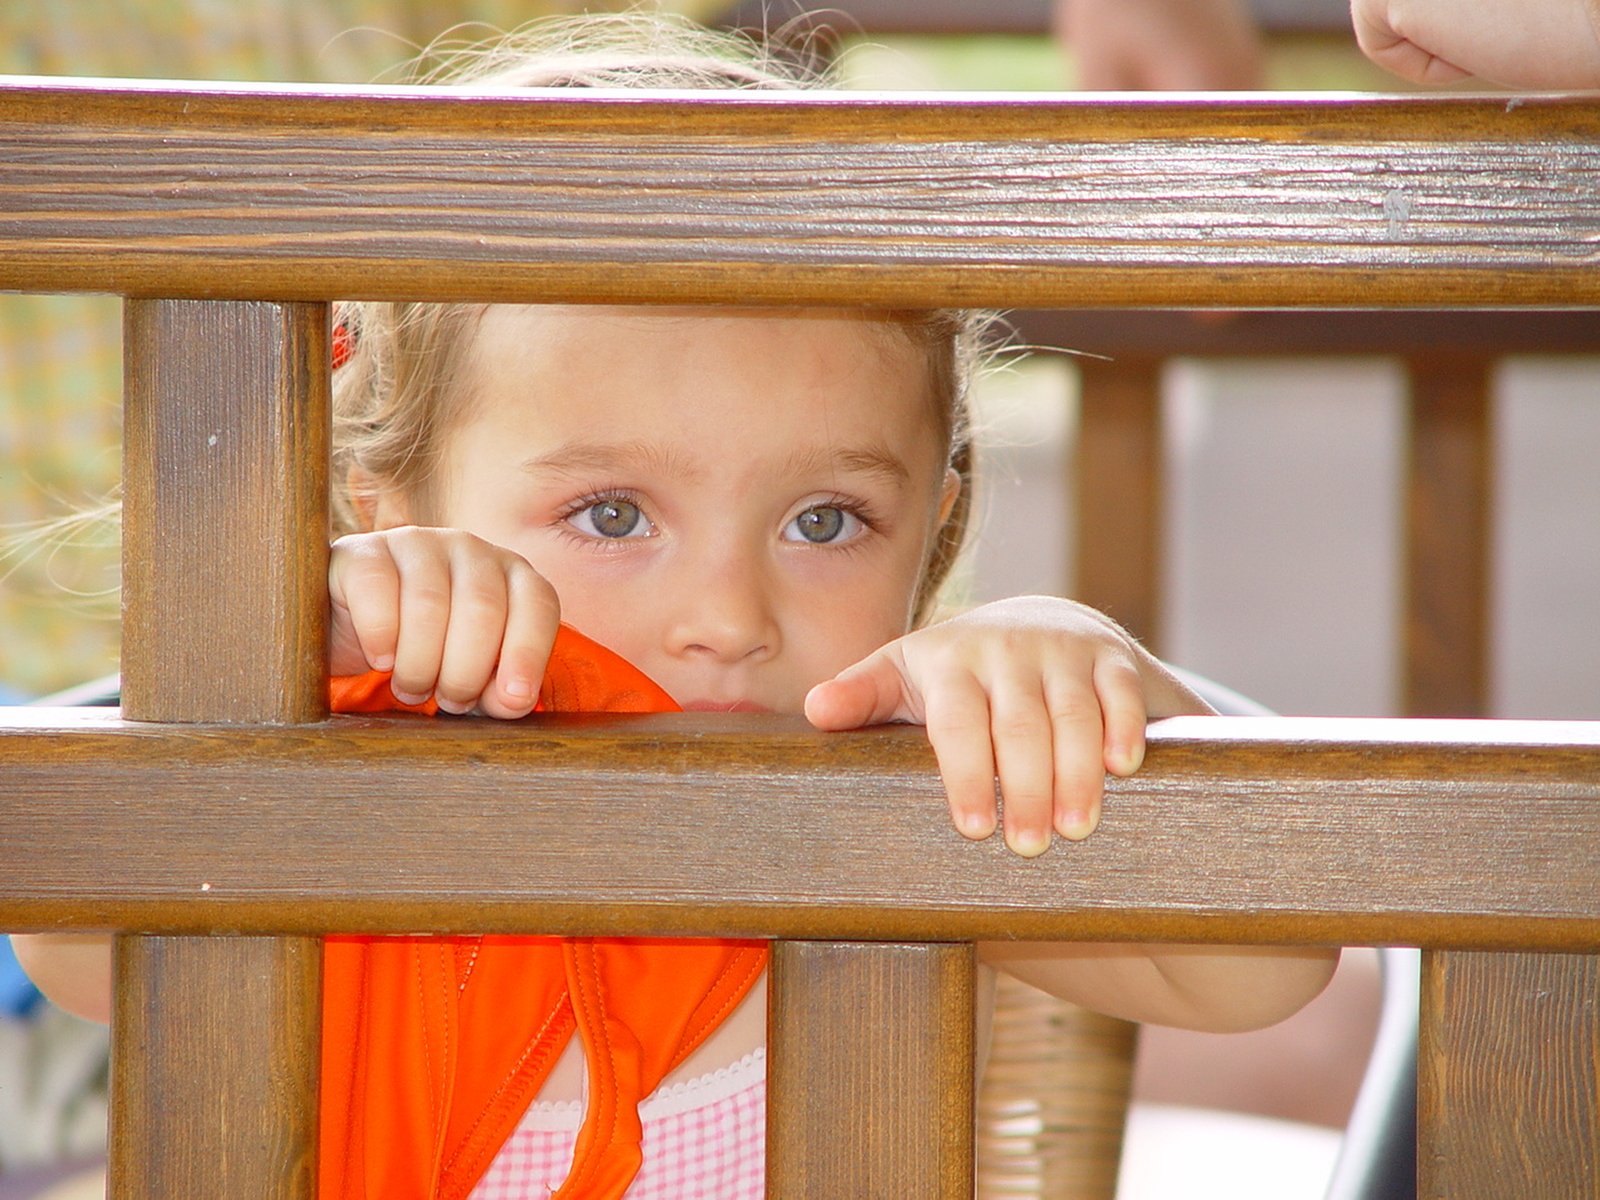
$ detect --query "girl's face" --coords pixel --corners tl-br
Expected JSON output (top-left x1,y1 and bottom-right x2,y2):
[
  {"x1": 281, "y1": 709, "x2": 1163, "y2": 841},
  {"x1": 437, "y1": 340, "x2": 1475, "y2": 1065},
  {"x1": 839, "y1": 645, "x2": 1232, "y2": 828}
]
[{"x1": 377, "y1": 305, "x2": 958, "y2": 716}]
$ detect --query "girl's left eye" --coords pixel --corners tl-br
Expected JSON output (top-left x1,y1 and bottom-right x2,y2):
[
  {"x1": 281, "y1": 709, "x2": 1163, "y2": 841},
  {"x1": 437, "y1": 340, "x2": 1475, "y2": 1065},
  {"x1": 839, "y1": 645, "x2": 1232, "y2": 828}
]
[
  {"x1": 568, "y1": 497, "x2": 653, "y2": 540},
  {"x1": 784, "y1": 505, "x2": 862, "y2": 545}
]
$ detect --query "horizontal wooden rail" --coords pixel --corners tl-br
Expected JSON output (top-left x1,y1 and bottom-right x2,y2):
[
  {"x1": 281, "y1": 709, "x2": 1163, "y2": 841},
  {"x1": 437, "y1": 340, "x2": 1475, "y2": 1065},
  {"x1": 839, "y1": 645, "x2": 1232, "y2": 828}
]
[
  {"x1": 3, "y1": 80, "x2": 1599, "y2": 308},
  {"x1": 2, "y1": 710, "x2": 1597, "y2": 949},
  {"x1": 1009, "y1": 309, "x2": 1600, "y2": 357}
]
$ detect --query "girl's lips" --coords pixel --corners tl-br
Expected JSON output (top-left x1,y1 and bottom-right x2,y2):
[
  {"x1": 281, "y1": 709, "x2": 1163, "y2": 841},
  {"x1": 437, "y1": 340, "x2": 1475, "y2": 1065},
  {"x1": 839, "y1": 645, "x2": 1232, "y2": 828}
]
[{"x1": 680, "y1": 699, "x2": 772, "y2": 714}]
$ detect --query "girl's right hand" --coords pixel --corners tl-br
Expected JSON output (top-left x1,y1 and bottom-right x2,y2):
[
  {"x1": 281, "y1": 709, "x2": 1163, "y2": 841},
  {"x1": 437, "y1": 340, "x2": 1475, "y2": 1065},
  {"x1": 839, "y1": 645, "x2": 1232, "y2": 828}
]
[{"x1": 328, "y1": 527, "x2": 561, "y2": 719}]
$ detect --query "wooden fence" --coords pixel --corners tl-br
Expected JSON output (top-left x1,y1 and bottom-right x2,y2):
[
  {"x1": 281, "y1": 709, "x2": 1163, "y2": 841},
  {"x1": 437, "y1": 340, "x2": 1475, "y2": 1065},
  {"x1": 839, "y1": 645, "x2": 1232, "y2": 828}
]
[{"x1": 1, "y1": 78, "x2": 1597, "y2": 1198}]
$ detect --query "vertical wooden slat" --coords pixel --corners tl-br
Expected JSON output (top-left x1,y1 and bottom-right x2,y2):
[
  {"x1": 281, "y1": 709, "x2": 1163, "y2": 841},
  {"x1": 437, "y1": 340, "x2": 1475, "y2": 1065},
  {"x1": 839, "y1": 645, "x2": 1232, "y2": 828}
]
[
  {"x1": 111, "y1": 937, "x2": 323, "y2": 1197},
  {"x1": 113, "y1": 299, "x2": 330, "y2": 1200},
  {"x1": 1074, "y1": 356, "x2": 1163, "y2": 654},
  {"x1": 121, "y1": 299, "x2": 331, "y2": 724},
  {"x1": 1402, "y1": 353, "x2": 1493, "y2": 718},
  {"x1": 768, "y1": 941, "x2": 975, "y2": 1198},
  {"x1": 1419, "y1": 950, "x2": 1600, "y2": 1199}
]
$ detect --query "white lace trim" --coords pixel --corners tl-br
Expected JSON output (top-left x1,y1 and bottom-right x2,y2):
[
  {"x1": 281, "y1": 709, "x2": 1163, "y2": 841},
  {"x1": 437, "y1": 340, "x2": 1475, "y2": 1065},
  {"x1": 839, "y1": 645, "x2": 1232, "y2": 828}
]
[{"x1": 515, "y1": 1049, "x2": 766, "y2": 1133}]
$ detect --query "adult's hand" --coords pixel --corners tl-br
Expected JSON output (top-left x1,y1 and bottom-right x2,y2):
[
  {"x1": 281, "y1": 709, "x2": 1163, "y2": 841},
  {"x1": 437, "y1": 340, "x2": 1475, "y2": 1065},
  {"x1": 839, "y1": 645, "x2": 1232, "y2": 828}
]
[
  {"x1": 1351, "y1": 0, "x2": 1600, "y2": 88},
  {"x1": 1055, "y1": 0, "x2": 1266, "y2": 90}
]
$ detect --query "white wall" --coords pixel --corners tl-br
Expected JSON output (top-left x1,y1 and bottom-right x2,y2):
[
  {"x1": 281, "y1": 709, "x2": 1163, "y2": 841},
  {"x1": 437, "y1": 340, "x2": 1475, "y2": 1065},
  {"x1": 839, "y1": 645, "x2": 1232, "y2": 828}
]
[{"x1": 965, "y1": 354, "x2": 1600, "y2": 718}]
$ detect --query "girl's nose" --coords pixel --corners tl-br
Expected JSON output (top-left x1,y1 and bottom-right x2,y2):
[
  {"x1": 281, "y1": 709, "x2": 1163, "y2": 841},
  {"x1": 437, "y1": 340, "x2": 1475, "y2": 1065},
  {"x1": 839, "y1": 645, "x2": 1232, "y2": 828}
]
[{"x1": 663, "y1": 559, "x2": 779, "y2": 665}]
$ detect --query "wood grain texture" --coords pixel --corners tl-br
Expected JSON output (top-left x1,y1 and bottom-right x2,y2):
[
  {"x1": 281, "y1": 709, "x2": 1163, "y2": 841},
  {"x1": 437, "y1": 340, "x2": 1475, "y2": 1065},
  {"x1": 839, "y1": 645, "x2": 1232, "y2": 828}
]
[
  {"x1": 1419, "y1": 950, "x2": 1600, "y2": 1198},
  {"x1": 1074, "y1": 356, "x2": 1163, "y2": 651},
  {"x1": 3, "y1": 83, "x2": 1599, "y2": 307},
  {"x1": 109, "y1": 936, "x2": 321, "y2": 1200},
  {"x1": 116, "y1": 299, "x2": 329, "y2": 1199},
  {"x1": 122, "y1": 300, "x2": 330, "y2": 723},
  {"x1": 1403, "y1": 355, "x2": 1492, "y2": 718},
  {"x1": 1008, "y1": 310, "x2": 1600, "y2": 359},
  {"x1": 769, "y1": 942, "x2": 974, "y2": 1196},
  {"x1": 2, "y1": 711, "x2": 1598, "y2": 948}
]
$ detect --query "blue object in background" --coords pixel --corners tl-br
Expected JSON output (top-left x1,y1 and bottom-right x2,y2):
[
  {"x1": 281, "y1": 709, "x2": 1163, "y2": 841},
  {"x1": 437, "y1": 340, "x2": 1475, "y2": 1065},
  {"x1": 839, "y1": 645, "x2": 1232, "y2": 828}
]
[{"x1": 2, "y1": 935, "x2": 44, "y2": 1017}]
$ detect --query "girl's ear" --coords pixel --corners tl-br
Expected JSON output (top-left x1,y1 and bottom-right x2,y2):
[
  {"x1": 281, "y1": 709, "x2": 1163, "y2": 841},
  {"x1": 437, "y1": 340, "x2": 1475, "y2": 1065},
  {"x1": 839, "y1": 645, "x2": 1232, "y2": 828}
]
[
  {"x1": 347, "y1": 466, "x2": 413, "y2": 531},
  {"x1": 936, "y1": 467, "x2": 961, "y2": 527}
]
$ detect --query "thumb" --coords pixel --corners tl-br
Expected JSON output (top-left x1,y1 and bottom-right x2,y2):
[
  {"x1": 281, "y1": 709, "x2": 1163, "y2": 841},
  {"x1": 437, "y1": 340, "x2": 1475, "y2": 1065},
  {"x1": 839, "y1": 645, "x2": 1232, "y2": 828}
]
[{"x1": 804, "y1": 649, "x2": 920, "y2": 730}]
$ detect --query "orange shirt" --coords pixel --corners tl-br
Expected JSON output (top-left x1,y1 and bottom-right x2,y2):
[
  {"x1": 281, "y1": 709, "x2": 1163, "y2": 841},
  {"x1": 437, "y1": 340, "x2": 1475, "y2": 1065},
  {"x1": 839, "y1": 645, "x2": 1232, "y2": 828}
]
[{"x1": 320, "y1": 626, "x2": 767, "y2": 1200}]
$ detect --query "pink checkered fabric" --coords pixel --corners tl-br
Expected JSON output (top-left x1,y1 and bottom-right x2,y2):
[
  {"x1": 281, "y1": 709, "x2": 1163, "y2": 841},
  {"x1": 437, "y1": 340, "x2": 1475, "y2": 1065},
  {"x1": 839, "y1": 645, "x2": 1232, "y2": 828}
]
[{"x1": 468, "y1": 1050, "x2": 765, "y2": 1199}]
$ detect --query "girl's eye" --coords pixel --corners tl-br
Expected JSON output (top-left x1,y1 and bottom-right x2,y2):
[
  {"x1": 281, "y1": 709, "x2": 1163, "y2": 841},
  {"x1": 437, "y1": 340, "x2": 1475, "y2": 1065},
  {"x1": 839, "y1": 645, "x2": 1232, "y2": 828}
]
[
  {"x1": 569, "y1": 498, "x2": 651, "y2": 540},
  {"x1": 785, "y1": 505, "x2": 860, "y2": 545}
]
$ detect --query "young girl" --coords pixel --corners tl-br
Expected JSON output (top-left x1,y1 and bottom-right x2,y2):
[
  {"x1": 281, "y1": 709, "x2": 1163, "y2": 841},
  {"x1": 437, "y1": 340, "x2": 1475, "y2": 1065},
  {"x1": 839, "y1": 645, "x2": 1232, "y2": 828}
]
[{"x1": 13, "y1": 15, "x2": 1338, "y2": 1198}]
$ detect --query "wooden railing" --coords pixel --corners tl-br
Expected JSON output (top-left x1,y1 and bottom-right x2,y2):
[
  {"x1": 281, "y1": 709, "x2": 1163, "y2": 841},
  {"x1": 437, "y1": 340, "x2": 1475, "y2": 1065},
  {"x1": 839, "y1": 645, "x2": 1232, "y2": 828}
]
[{"x1": 1, "y1": 78, "x2": 1598, "y2": 1199}]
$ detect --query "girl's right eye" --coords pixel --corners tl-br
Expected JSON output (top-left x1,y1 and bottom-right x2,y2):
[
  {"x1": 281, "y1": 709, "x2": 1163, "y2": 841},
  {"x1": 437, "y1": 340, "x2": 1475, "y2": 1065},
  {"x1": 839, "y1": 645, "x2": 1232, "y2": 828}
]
[{"x1": 567, "y1": 497, "x2": 653, "y2": 540}]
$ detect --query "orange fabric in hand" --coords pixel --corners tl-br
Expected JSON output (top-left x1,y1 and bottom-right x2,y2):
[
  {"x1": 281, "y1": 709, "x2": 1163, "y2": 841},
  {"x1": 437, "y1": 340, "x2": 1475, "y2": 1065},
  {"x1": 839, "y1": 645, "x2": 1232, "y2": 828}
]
[{"x1": 320, "y1": 625, "x2": 768, "y2": 1200}]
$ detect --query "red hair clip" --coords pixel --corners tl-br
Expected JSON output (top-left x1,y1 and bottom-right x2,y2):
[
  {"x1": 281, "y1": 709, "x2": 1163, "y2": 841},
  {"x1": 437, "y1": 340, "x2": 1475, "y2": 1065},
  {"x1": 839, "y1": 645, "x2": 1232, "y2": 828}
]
[{"x1": 332, "y1": 318, "x2": 356, "y2": 370}]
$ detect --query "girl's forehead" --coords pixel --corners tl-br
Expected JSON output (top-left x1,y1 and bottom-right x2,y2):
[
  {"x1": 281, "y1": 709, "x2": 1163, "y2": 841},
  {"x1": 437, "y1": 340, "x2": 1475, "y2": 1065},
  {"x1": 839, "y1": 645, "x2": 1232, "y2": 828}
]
[
  {"x1": 460, "y1": 304, "x2": 946, "y2": 467},
  {"x1": 469, "y1": 304, "x2": 934, "y2": 413},
  {"x1": 477, "y1": 303, "x2": 921, "y2": 353}
]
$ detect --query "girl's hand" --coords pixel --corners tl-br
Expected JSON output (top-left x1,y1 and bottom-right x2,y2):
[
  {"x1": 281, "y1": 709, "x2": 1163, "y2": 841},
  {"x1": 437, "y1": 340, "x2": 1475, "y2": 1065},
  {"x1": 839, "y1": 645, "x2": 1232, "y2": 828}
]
[
  {"x1": 803, "y1": 596, "x2": 1211, "y2": 857},
  {"x1": 328, "y1": 527, "x2": 560, "y2": 719}
]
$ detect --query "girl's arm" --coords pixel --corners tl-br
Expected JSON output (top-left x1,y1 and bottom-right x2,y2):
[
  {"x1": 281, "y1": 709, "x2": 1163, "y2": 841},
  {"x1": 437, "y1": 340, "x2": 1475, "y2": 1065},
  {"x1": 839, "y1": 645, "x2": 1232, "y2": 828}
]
[
  {"x1": 807, "y1": 593, "x2": 1340, "y2": 1031},
  {"x1": 979, "y1": 941, "x2": 1338, "y2": 1034},
  {"x1": 8, "y1": 933, "x2": 113, "y2": 1024}
]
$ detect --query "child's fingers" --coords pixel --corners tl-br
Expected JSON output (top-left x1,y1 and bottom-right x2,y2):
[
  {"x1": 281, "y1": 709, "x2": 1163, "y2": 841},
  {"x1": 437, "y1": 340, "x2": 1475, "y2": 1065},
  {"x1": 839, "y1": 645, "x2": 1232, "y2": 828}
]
[
  {"x1": 433, "y1": 545, "x2": 514, "y2": 714},
  {"x1": 985, "y1": 673, "x2": 1057, "y2": 857},
  {"x1": 922, "y1": 671, "x2": 1001, "y2": 843},
  {"x1": 328, "y1": 535, "x2": 403, "y2": 676},
  {"x1": 1044, "y1": 669, "x2": 1109, "y2": 842},
  {"x1": 803, "y1": 650, "x2": 915, "y2": 730},
  {"x1": 1094, "y1": 655, "x2": 1149, "y2": 777},
  {"x1": 384, "y1": 534, "x2": 453, "y2": 705},
  {"x1": 479, "y1": 558, "x2": 561, "y2": 719}
]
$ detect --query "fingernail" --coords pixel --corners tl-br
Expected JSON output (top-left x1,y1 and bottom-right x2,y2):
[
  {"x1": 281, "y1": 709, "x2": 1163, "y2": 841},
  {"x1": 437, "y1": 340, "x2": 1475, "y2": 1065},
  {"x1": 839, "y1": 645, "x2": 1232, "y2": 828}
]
[
  {"x1": 960, "y1": 811, "x2": 995, "y2": 840},
  {"x1": 372, "y1": 654, "x2": 395, "y2": 672},
  {"x1": 391, "y1": 688, "x2": 428, "y2": 706},
  {"x1": 1057, "y1": 809, "x2": 1100, "y2": 841},
  {"x1": 1008, "y1": 829, "x2": 1051, "y2": 858},
  {"x1": 436, "y1": 697, "x2": 471, "y2": 715},
  {"x1": 1114, "y1": 742, "x2": 1145, "y2": 775},
  {"x1": 503, "y1": 676, "x2": 533, "y2": 700}
]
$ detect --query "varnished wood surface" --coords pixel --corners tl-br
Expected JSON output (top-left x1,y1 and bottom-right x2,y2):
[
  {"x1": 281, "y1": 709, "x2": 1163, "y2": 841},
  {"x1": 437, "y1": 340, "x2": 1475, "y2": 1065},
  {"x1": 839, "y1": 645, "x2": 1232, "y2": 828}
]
[
  {"x1": 1403, "y1": 355, "x2": 1493, "y2": 718},
  {"x1": 3, "y1": 82, "x2": 1599, "y2": 308},
  {"x1": 769, "y1": 942, "x2": 974, "y2": 1196},
  {"x1": 109, "y1": 936, "x2": 321, "y2": 1200},
  {"x1": 1007, "y1": 310, "x2": 1598, "y2": 358},
  {"x1": 1073, "y1": 358, "x2": 1163, "y2": 650},
  {"x1": 121, "y1": 301, "x2": 330, "y2": 723},
  {"x1": 1419, "y1": 950, "x2": 1599, "y2": 1198},
  {"x1": 116, "y1": 299, "x2": 328, "y2": 1199},
  {"x1": 2, "y1": 711, "x2": 1597, "y2": 947}
]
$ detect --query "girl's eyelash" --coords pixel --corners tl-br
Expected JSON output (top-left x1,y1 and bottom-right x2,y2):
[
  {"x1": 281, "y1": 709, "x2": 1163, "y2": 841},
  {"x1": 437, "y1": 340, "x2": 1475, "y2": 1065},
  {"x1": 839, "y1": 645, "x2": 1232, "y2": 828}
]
[
  {"x1": 814, "y1": 494, "x2": 879, "y2": 531},
  {"x1": 554, "y1": 488, "x2": 653, "y2": 546},
  {"x1": 556, "y1": 488, "x2": 643, "y2": 521}
]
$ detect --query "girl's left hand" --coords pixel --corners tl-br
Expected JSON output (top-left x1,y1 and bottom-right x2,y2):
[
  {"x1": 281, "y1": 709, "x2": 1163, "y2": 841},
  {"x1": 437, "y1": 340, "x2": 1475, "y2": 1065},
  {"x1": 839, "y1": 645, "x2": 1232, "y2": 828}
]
[{"x1": 803, "y1": 596, "x2": 1211, "y2": 857}]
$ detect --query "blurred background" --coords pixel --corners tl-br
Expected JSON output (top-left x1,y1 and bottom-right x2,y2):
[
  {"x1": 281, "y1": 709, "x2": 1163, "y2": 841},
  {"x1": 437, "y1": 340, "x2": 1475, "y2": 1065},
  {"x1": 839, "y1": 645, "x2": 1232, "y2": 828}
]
[{"x1": 1, "y1": 1, "x2": 1594, "y2": 1197}]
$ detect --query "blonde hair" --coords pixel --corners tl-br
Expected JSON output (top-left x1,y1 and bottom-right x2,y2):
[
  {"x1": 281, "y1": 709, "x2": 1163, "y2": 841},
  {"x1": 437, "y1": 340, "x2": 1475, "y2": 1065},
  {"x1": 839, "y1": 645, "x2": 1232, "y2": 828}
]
[{"x1": 334, "y1": 14, "x2": 991, "y2": 625}]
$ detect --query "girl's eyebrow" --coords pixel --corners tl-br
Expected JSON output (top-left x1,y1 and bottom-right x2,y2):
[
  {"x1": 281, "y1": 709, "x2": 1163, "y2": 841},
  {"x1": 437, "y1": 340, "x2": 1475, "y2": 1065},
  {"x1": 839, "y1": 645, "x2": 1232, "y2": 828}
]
[
  {"x1": 781, "y1": 445, "x2": 911, "y2": 488},
  {"x1": 519, "y1": 441, "x2": 705, "y2": 482},
  {"x1": 520, "y1": 442, "x2": 911, "y2": 488}
]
